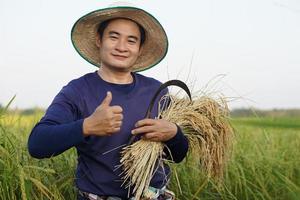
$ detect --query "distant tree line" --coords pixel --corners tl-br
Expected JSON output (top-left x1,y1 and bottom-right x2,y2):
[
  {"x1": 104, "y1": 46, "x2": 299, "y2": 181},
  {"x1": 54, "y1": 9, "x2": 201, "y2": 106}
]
[
  {"x1": 230, "y1": 108, "x2": 300, "y2": 118},
  {"x1": 20, "y1": 108, "x2": 44, "y2": 115},
  {"x1": 0, "y1": 106, "x2": 45, "y2": 116},
  {"x1": 1, "y1": 105, "x2": 300, "y2": 118}
]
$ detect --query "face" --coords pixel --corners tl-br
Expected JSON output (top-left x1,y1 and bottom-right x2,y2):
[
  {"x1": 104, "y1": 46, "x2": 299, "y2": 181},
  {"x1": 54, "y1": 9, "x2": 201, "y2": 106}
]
[{"x1": 96, "y1": 18, "x2": 142, "y2": 72}]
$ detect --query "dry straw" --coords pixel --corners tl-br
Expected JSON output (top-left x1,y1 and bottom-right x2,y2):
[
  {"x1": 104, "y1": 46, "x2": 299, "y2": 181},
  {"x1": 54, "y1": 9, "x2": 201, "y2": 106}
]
[{"x1": 120, "y1": 90, "x2": 233, "y2": 200}]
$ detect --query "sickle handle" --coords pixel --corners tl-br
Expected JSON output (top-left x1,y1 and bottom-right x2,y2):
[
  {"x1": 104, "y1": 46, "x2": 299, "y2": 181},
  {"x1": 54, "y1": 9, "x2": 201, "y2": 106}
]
[{"x1": 128, "y1": 79, "x2": 192, "y2": 145}]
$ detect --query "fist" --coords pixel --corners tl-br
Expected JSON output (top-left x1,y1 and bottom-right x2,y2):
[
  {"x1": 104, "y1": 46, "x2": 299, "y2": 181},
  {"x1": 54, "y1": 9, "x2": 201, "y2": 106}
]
[{"x1": 131, "y1": 118, "x2": 177, "y2": 142}]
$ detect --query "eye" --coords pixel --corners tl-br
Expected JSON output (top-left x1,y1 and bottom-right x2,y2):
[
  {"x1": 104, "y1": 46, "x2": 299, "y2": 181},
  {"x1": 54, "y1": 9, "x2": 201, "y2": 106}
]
[
  {"x1": 109, "y1": 35, "x2": 118, "y2": 40},
  {"x1": 128, "y1": 39, "x2": 137, "y2": 44}
]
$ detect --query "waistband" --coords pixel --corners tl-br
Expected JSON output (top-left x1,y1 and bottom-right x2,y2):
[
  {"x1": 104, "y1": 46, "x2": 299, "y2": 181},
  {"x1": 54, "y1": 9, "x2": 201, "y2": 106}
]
[
  {"x1": 78, "y1": 186, "x2": 175, "y2": 200},
  {"x1": 78, "y1": 190, "x2": 124, "y2": 200}
]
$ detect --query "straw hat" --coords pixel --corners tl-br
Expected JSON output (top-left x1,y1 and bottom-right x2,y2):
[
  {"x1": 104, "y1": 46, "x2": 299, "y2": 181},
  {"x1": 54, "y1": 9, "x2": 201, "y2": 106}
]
[{"x1": 71, "y1": 5, "x2": 168, "y2": 72}]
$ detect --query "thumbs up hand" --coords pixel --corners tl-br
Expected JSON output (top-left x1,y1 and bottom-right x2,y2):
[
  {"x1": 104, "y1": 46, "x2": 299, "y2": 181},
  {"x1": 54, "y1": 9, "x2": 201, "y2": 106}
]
[{"x1": 83, "y1": 91, "x2": 123, "y2": 137}]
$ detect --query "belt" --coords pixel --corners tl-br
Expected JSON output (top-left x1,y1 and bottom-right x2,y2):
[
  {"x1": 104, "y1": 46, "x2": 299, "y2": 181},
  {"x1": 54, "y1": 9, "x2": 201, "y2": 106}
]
[
  {"x1": 78, "y1": 190, "x2": 124, "y2": 200},
  {"x1": 78, "y1": 187, "x2": 175, "y2": 200}
]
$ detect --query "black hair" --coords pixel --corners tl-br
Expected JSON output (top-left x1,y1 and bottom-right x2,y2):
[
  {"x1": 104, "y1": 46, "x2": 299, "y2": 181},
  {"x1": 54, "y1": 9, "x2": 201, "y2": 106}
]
[{"x1": 97, "y1": 18, "x2": 146, "y2": 47}]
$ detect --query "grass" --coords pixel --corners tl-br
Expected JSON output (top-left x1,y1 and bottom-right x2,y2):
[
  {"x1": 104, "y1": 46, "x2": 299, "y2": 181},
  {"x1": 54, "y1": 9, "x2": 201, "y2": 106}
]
[
  {"x1": 0, "y1": 111, "x2": 77, "y2": 200},
  {"x1": 231, "y1": 117, "x2": 300, "y2": 129},
  {"x1": 0, "y1": 110, "x2": 300, "y2": 199},
  {"x1": 170, "y1": 118, "x2": 300, "y2": 200}
]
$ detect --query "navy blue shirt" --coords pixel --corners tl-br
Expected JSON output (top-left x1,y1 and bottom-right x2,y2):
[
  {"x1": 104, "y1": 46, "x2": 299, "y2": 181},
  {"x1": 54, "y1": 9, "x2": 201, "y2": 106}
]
[{"x1": 28, "y1": 71, "x2": 188, "y2": 198}]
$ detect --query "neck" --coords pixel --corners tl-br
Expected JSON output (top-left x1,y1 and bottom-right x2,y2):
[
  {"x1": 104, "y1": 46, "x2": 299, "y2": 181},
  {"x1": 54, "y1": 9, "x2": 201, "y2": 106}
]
[{"x1": 97, "y1": 67, "x2": 133, "y2": 84}]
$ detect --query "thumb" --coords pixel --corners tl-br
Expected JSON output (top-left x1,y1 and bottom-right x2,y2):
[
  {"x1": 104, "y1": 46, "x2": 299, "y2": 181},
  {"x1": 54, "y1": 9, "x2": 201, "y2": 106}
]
[{"x1": 100, "y1": 91, "x2": 112, "y2": 107}]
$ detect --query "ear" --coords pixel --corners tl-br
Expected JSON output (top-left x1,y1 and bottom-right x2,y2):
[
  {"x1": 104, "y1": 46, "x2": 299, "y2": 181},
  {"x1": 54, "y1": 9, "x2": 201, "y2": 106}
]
[
  {"x1": 95, "y1": 34, "x2": 101, "y2": 48},
  {"x1": 138, "y1": 45, "x2": 143, "y2": 56}
]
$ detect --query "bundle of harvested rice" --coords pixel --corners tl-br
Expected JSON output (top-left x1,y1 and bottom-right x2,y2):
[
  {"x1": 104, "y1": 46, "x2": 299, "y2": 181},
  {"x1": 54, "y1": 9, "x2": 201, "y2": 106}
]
[
  {"x1": 120, "y1": 81, "x2": 233, "y2": 200},
  {"x1": 120, "y1": 140, "x2": 164, "y2": 199},
  {"x1": 159, "y1": 94, "x2": 233, "y2": 178}
]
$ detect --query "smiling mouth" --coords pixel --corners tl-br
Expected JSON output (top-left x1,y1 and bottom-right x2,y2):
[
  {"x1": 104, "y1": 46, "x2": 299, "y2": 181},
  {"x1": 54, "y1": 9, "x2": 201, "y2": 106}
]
[{"x1": 112, "y1": 54, "x2": 128, "y2": 60}]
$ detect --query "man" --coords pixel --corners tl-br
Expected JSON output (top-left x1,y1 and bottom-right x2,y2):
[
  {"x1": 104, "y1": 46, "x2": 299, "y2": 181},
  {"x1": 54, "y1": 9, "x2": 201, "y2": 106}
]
[{"x1": 28, "y1": 5, "x2": 188, "y2": 200}]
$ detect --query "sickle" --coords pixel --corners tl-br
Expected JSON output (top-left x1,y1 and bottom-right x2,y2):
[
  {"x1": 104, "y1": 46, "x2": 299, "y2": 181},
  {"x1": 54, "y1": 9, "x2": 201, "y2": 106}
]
[{"x1": 128, "y1": 79, "x2": 192, "y2": 145}]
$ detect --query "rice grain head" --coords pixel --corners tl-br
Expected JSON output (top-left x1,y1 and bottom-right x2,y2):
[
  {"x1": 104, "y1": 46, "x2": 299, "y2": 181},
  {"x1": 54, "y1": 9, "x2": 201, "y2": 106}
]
[
  {"x1": 120, "y1": 93, "x2": 233, "y2": 199},
  {"x1": 159, "y1": 95, "x2": 233, "y2": 179}
]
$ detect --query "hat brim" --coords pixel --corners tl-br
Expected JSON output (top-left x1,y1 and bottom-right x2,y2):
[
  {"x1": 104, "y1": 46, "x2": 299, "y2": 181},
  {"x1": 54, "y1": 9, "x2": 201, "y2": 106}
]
[{"x1": 71, "y1": 6, "x2": 168, "y2": 72}]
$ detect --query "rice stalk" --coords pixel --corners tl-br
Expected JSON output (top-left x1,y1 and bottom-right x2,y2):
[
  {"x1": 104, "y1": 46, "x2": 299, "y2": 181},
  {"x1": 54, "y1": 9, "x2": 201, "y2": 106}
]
[
  {"x1": 160, "y1": 95, "x2": 233, "y2": 179},
  {"x1": 120, "y1": 92, "x2": 233, "y2": 199},
  {"x1": 18, "y1": 166, "x2": 27, "y2": 200},
  {"x1": 28, "y1": 177, "x2": 53, "y2": 199},
  {"x1": 120, "y1": 140, "x2": 164, "y2": 199}
]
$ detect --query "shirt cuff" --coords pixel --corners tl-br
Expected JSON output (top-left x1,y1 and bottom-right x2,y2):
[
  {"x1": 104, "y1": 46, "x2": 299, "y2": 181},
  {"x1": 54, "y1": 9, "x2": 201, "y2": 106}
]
[{"x1": 164, "y1": 124, "x2": 185, "y2": 147}]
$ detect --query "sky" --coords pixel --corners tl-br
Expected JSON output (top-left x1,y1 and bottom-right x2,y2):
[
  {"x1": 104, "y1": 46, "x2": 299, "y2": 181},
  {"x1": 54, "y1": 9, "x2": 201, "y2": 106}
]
[{"x1": 1, "y1": 0, "x2": 300, "y2": 109}]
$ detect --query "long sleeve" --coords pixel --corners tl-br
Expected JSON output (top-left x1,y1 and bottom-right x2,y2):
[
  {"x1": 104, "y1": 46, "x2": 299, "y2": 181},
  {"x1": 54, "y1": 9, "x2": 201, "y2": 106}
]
[
  {"x1": 28, "y1": 85, "x2": 84, "y2": 159},
  {"x1": 163, "y1": 125, "x2": 189, "y2": 163}
]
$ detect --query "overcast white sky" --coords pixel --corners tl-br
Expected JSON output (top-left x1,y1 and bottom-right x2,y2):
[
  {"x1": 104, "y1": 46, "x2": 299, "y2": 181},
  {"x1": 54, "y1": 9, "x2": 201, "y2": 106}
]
[{"x1": 1, "y1": 0, "x2": 299, "y2": 109}]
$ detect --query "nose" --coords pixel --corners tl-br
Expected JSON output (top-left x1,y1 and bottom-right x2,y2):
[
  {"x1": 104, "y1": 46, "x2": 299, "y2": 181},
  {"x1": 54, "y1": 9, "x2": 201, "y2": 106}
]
[{"x1": 115, "y1": 38, "x2": 127, "y2": 52}]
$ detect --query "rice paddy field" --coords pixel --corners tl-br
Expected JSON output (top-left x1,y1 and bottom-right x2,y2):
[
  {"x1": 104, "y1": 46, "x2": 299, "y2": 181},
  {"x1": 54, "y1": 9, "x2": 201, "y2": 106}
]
[{"x1": 0, "y1": 109, "x2": 299, "y2": 200}]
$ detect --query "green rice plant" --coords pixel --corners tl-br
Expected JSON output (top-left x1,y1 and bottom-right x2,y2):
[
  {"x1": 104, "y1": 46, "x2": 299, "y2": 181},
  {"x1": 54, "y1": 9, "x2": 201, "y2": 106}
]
[
  {"x1": 0, "y1": 109, "x2": 77, "y2": 200},
  {"x1": 1, "y1": 106, "x2": 300, "y2": 200},
  {"x1": 169, "y1": 118, "x2": 300, "y2": 200}
]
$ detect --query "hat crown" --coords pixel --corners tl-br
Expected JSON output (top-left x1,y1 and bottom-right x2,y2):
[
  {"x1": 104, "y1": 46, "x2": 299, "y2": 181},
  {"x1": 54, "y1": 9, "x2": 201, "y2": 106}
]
[{"x1": 71, "y1": 5, "x2": 168, "y2": 72}]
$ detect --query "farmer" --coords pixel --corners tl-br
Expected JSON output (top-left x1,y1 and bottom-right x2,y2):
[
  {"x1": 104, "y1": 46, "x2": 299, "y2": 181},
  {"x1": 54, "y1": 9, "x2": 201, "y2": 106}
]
[{"x1": 28, "y1": 5, "x2": 188, "y2": 200}]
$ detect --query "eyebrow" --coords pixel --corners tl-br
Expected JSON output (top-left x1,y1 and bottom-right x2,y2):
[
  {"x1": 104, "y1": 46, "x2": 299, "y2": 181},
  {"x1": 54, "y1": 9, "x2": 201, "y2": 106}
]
[{"x1": 108, "y1": 31, "x2": 139, "y2": 41}]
